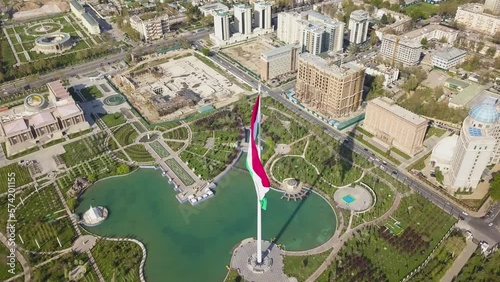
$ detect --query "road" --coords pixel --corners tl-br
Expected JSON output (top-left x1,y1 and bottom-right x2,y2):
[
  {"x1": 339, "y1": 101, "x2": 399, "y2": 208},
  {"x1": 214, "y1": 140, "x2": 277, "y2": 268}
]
[
  {"x1": 0, "y1": 29, "x2": 212, "y2": 97},
  {"x1": 206, "y1": 48, "x2": 500, "y2": 247}
]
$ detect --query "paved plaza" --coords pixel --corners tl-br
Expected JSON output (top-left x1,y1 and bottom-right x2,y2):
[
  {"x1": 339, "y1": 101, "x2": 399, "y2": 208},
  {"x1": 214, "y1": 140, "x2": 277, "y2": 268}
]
[
  {"x1": 333, "y1": 184, "x2": 373, "y2": 212},
  {"x1": 230, "y1": 238, "x2": 294, "y2": 282}
]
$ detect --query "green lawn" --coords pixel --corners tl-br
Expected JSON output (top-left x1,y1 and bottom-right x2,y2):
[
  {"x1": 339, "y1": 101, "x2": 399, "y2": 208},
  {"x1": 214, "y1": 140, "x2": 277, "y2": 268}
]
[
  {"x1": 68, "y1": 128, "x2": 93, "y2": 139},
  {"x1": 124, "y1": 144, "x2": 154, "y2": 163},
  {"x1": 224, "y1": 269, "x2": 246, "y2": 282},
  {"x1": 163, "y1": 126, "x2": 189, "y2": 140},
  {"x1": 0, "y1": 163, "x2": 32, "y2": 192},
  {"x1": 91, "y1": 240, "x2": 142, "y2": 282},
  {"x1": 165, "y1": 158, "x2": 195, "y2": 186},
  {"x1": 31, "y1": 251, "x2": 98, "y2": 281},
  {"x1": 165, "y1": 141, "x2": 185, "y2": 152},
  {"x1": 0, "y1": 243, "x2": 23, "y2": 281},
  {"x1": 113, "y1": 124, "x2": 138, "y2": 147},
  {"x1": 391, "y1": 147, "x2": 411, "y2": 160},
  {"x1": 99, "y1": 113, "x2": 126, "y2": 128},
  {"x1": 150, "y1": 140, "x2": 170, "y2": 158},
  {"x1": 80, "y1": 85, "x2": 103, "y2": 101},
  {"x1": 408, "y1": 152, "x2": 431, "y2": 171},
  {"x1": 456, "y1": 247, "x2": 500, "y2": 281},
  {"x1": 42, "y1": 138, "x2": 66, "y2": 148},
  {"x1": 62, "y1": 132, "x2": 108, "y2": 166},
  {"x1": 425, "y1": 127, "x2": 447, "y2": 139},
  {"x1": 284, "y1": 251, "x2": 330, "y2": 282}
]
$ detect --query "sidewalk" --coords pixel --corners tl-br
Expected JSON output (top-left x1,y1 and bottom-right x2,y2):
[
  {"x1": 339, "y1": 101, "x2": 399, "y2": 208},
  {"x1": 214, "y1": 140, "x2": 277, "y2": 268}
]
[{"x1": 440, "y1": 240, "x2": 477, "y2": 282}]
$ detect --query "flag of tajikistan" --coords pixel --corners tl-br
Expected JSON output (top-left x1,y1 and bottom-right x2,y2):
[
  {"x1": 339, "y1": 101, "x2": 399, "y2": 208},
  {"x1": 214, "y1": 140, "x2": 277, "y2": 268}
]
[{"x1": 246, "y1": 95, "x2": 270, "y2": 210}]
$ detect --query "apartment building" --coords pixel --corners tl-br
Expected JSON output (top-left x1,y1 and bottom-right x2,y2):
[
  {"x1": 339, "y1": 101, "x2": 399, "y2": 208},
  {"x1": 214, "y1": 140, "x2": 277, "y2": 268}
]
[
  {"x1": 432, "y1": 47, "x2": 467, "y2": 70},
  {"x1": 379, "y1": 34, "x2": 422, "y2": 66},
  {"x1": 234, "y1": 4, "x2": 253, "y2": 35},
  {"x1": 400, "y1": 24, "x2": 459, "y2": 45},
  {"x1": 130, "y1": 15, "x2": 171, "y2": 42},
  {"x1": 214, "y1": 10, "x2": 230, "y2": 41},
  {"x1": 364, "y1": 97, "x2": 428, "y2": 156},
  {"x1": 455, "y1": 4, "x2": 500, "y2": 36},
  {"x1": 295, "y1": 53, "x2": 365, "y2": 118},
  {"x1": 199, "y1": 2, "x2": 229, "y2": 16},
  {"x1": 348, "y1": 10, "x2": 369, "y2": 44},
  {"x1": 260, "y1": 44, "x2": 300, "y2": 81},
  {"x1": 277, "y1": 11, "x2": 309, "y2": 44}
]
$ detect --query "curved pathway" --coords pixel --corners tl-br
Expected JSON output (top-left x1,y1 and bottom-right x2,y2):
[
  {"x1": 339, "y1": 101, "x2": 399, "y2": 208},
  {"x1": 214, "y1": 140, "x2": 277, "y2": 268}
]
[
  {"x1": 0, "y1": 232, "x2": 31, "y2": 282},
  {"x1": 100, "y1": 237, "x2": 147, "y2": 282}
]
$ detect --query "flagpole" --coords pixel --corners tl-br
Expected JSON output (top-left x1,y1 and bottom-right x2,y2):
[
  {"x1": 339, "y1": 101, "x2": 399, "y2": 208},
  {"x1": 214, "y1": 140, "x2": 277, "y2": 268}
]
[{"x1": 257, "y1": 84, "x2": 262, "y2": 264}]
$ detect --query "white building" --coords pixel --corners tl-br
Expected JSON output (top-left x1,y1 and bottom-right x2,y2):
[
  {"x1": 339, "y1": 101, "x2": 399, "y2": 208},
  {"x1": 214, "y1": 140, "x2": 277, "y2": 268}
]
[
  {"x1": 379, "y1": 34, "x2": 422, "y2": 66},
  {"x1": 430, "y1": 135, "x2": 459, "y2": 173},
  {"x1": 361, "y1": 63, "x2": 399, "y2": 87},
  {"x1": 199, "y1": 2, "x2": 229, "y2": 16},
  {"x1": 455, "y1": 4, "x2": 500, "y2": 36},
  {"x1": 234, "y1": 4, "x2": 253, "y2": 35},
  {"x1": 432, "y1": 47, "x2": 467, "y2": 70},
  {"x1": 484, "y1": 0, "x2": 500, "y2": 15},
  {"x1": 254, "y1": 1, "x2": 272, "y2": 30},
  {"x1": 277, "y1": 11, "x2": 309, "y2": 44},
  {"x1": 448, "y1": 97, "x2": 499, "y2": 191},
  {"x1": 399, "y1": 24, "x2": 459, "y2": 45},
  {"x1": 69, "y1": 0, "x2": 100, "y2": 35},
  {"x1": 260, "y1": 44, "x2": 301, "y2": 81},
  {"x1": 348, "y1": 10, "x2": 369, "y2": 44},
  {"x1": 214, "y1": 10, "x2": 230, "y2": 42},
  {"x1": 130, "y1": 15, "x2": 171, "y2": 42}
]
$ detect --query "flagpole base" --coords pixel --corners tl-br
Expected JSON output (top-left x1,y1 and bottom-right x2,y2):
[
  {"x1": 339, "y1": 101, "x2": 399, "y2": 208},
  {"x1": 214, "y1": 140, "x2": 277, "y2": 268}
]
[{"x1": 248, "y1": 252, "x2": 273, "y2": 273}]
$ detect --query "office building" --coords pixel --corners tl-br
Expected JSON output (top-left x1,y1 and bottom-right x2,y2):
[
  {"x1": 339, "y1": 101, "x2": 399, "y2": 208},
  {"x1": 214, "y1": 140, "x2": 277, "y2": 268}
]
[
  {"x1": 484, "y1": 0, "x2": 500, "y2": 14},
  {"x1": 254, "y1": 1, "x2": 272, "y2": 30},
  {"x1": 295, "y1": 53, "x2": 365, "y2": 118},
  {"x1": 260, "y1": 44, "x2": 301, "y2": 81},
  {"x1": 234, "y1": 4, "x2": 253, "y2": 35},
  {"x1": 69, "y1": 0, "x2": 100, "y2": 35},
  {"x1": 348, "y1": 10, "x2": 369, "y2": 44},
  {"x1": 379, "y1": 34, "x2": 422, "y2": 66},
  {"x1": 455, "y1": 4, "x2": 500, "y2": 36},
  {"x1": 214, "y1": 10, "x2": 230, "y2": 41},
  {"x1": 364, "y1": 97, "x2": 428, "y2": 156},
  {"x1": 400, "y1": 24, "x2": 459, "y2": 45},
  {"x1": 432, "y1": 47, "x2": 467, "y2": 70},
  {"x1": 448, "y1": 97, "x2": 499, "y2": 190}
]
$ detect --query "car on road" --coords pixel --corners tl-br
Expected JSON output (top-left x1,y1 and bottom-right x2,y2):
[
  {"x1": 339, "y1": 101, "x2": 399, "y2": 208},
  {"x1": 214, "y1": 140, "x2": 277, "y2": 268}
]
[
  {"x1": 488, "y1": 222, "x2": 494, "y2": 227},
  {"x1": 462, "y1": 211, "x2": 469, "y2": 216}
]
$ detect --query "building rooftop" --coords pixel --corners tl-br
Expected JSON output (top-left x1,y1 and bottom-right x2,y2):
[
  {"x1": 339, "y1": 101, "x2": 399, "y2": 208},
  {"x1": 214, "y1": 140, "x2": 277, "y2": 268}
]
[
  {"x1": 382, "y1": 34, "x2": 421, "y2": 48},
  {"x1": 254, "y1": 1, "x2": 272, "y2": 7},
  {"x1": 54, "y1": 103, "x2": 82, "y2": 118},
  {"x1": 234, "y1": 3, "x2": 252, "y2": 9},
  {"x1": 82, "y1": 13, "x2": 99, "y2": 26},
  {"x1": 431, "y1": 135, "x2": 458, "y2": 162},
  {"x1": 433, "y1": 47, "x2": 467, "y2": 61},
  {"x1": 2, "y1": 119, "x2": 29, "y2": 136},
  {"x1": 370, "y1": 97, "x2": 428, "y2": 125},
  {"x1": 446, "y1": 78, "x2": 470, "y2": 89},
  {"x1": 261, "y1": 44, "x2": 299, "y2": 59},
  {"x1": 47, "y1": 80, "x2": 70, "y2": 100},
  {"x1": 199, "y1": 2, "x2": 229, "y2": 11},
  {"x1": 350, "y1": 10, "x2": 369, "y2": 21},
  {"x1": 30, "y1": 112, "x2": 56, "y2": 128},
  {"x1": 299, "y1": 53, "x2": 363, "y2": 76},
  {"x1": 215, "y1": 9, "x2": 229, "y2": 17},
  {"x1": 69, "y1": 0, "x2": 84, "y2": 11},
  {"x1": 401, "y1": 24, "x2": 458, "y2": 40},
  {"x1": 469, "y1": 97, "x2": 499, "y2": 124}
]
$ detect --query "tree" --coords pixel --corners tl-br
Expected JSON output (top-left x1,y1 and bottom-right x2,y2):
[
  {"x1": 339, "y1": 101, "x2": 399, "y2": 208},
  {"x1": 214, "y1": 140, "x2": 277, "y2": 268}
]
[
  {"x1": 490, "y1": 173, "x2": 500, "y2": 201},
  {"x1": 420, "y1": 37, "x2": 428, "y2": 48},
  {"x1": 493, "y1": 31, "x2": 500, "y2": 44},
  {"x1": 116, "y1": 164, "x2": 130, "y2": 175},
  {"x1": 370, "y1": 30, "x2": 378, "y2": 46},
  {"x1": 475, "y1": 41, "x2": 485, "y2": 53},
  {"x1": 486, "y1": 46, "x2": 496, "y2": 58},
  {"x1": 67, "y1": 198, "x2": 79, "y2": 211},
  {"x1": 201, "y1": 48, "x2": 210, "y2": 56},
  {"x1": 381, "y1": 14, "x2": 389, "y2": 25},
  {"x1": 439, "y1": 1, "x2": 459, "y2": 17},
  {"x1": 200, "y1": 15, "x2": 213, "y2": 27},
  {"x1": 87, "y1": 174, "x2": 96, "y2": 182},
  {"x1": 435, "y1": 167, "x2": 444, "y2": 184},
  {"x1": 179, "y1": 38, "x2": 190, "y2": 49}
]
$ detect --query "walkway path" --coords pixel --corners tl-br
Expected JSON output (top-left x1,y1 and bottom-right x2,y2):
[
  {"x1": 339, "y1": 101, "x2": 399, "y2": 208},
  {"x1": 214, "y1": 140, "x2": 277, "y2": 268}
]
[
  {"x1": 0, "y1": 232, "x2": 31, "y2": 282},
  {"x1": 440, "y1": 240, "x2": 477, "y2": 282},
  {"x1": 3, "y1": 28, "x2": 21, "y2": 65}
]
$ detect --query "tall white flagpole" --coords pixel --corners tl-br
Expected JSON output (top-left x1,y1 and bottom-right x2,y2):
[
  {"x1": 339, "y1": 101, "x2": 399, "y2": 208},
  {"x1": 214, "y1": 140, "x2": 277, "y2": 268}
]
[{"x1": 257, "y1": 84, "x2": 262, "y2": 264}]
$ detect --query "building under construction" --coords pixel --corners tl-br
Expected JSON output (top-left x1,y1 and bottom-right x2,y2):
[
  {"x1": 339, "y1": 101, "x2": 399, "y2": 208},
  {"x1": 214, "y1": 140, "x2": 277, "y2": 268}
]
[{"x1": 152, "y1": 89, "x2": 201, "y2": 116}]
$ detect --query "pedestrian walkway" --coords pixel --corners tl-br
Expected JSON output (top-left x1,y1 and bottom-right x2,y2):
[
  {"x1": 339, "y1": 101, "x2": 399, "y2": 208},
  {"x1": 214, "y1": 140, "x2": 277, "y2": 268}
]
[
  {"x1": 440, "y1": 240, "x2": 477, "y2": 282},
  {"x1": 0, "y1": 232, "x2": 31, "y2": 282}
]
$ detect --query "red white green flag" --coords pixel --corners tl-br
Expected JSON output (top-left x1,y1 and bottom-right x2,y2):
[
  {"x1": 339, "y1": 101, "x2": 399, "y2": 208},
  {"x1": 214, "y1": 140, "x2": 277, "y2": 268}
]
[{"x1": 246, "y1": 95, "x2": 270, "y2": 210}]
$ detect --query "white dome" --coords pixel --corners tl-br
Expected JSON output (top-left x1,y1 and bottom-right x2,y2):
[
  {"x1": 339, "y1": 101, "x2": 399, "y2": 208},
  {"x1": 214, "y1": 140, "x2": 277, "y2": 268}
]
[{"x1": 431, "y1": 135, "x2": 458, "y2": 165}]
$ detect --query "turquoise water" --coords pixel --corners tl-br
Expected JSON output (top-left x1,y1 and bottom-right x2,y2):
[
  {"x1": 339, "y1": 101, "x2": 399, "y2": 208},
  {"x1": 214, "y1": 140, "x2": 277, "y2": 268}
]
[
  {"x1": 343, "y1": 195, "x2": 356, "y2": 204},
  {"x1": 76, "y1": 169, "x2": 337, "y2": 282}
]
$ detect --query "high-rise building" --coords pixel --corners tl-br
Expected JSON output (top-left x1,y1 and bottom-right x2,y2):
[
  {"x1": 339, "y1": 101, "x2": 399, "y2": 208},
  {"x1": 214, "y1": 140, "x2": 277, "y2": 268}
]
[
  {"x1": 302, "y1": 25, "x2": 324, "y2": 55},
  {"x1": 277, "y1": 11, "x2": 308, "y2": 44},
  {"x1": 484, "y1": 0, "x2": 500, "y2": 14},
  {"x1": 449, "y1": 98, "x2": 499, "y2": 190},
  {"x1": 214, "y1": 10, "x2": 230, "y2": 41},
  {"x1": 295, "y1": 53, "x2": 365, "y2": 118},
  {"x1": 348, "y1": 10, "x2": 369, "y2": 44},
  {"x1": 260, "y1": 44, "x2": 300, "y2": 81},
  {"x1": 364, "y1": 97, "x2": 428, "y2": 156},
  {"x1": 379, "y1": 34, "x2": 422, "y2": 66},
  {"x1": 234, "y1": 4, "x2": 253, "y2": 35},
  {"x1": 254, "y1": 1, "x2": 272, "y2": 30}
]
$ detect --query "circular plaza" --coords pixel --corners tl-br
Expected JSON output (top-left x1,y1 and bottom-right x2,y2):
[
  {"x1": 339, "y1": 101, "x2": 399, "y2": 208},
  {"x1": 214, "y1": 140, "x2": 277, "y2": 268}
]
[
  {"x1": 333, "y1": 184, "x2": 374, "y2": 212},
  {"x1": 104, "y1": 95, "x2": 126, "y2": 106},
  {"x1": 25, "y1": 22, "x2": 63, "y2": 36},
  {"x1": 24, "y1": 94, "x2": 47, "y2": 112}
]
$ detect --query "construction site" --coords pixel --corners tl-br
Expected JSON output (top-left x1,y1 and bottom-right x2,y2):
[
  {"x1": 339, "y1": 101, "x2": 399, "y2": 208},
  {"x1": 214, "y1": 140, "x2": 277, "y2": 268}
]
[{"x1": 113, "y1": 51, "x2": 246, "y2": 123}]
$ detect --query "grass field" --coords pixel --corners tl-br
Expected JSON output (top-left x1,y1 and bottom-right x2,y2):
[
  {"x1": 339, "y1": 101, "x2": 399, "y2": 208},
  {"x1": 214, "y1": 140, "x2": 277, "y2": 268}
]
[
  {"x1": 163, "y1": 126, "x2": 188, "y2": 140},
  {"x1": 165, "y1": 140, "x2": 185, "y2": 152},
  {"x1": 62, "y1": 132, "x2": 108, "y2": 166},
  {"x1": 404, "y1": 3, "x2": 440, "y2": 20},
  {"x1": 284, "y1": 251, "x2": 330, "y2": 282},
  {"x1": 99, "y1": 113, "x2": 126, "y2": 128},
  {"x1": 0, "y1": 243, "x2": 22, "y2": 281},
  {"x1": 149, "y1": 141, "x2": 170, "y2": 158},
  {"x1": 113, "y1": 124, "x2": 138, "y2": 147},
  {"x1": 80, "y1": 86, "x2": 103, "y2": 101},
  {"x1": 165, "y1": 158, "x2": 195, "y2": 186},
  {"x1": 92, "y1": 240, "x2": 142, "y2": 282},
  {"x1": 0, "y1": 163, "x2": 32, "y2": 192},
  {"x1": 124, "y1": 145, "x2": 154, "y2": 163},
  {"x1": 31, "y1": 252, "x2": 98, "y2": 281}
]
